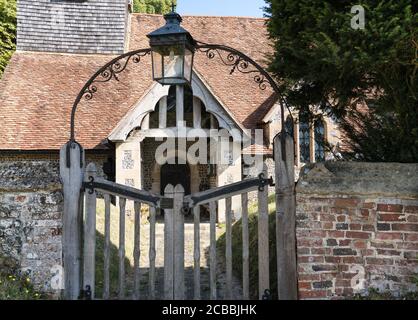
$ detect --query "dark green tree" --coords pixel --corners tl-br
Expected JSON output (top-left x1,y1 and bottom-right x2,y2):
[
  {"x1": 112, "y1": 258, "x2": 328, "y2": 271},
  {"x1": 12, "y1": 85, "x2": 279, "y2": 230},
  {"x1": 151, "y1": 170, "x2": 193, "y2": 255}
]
[
  {"x1": 0, "y1": 0, "x2": 16, "y2": 78},
  {"x1": 133, "y1": 0, "x2": 176, "y2": 14},
  {"x1": 265, "y1": 0, "x2": 418, "y2": 162}
]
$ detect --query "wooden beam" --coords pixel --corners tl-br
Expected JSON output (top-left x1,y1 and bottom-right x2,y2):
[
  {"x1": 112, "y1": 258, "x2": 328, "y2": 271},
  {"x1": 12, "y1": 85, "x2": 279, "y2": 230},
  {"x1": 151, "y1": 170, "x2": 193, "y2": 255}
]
[
  {"x1": 275, "y1": 133, "x2": 298, "y2": 300},
  {"x1": 59, "y1": 142, "x2": 84, "y2": 300},
  {"x1": 176, "y1": 85, "x2": 184, "y2": 127},
  {"x1": 193, "y1": 97, "x2": 202, "y2": 129},
  {"x1": 159, "y1": 96, "x2": 168, "y2": 129}
]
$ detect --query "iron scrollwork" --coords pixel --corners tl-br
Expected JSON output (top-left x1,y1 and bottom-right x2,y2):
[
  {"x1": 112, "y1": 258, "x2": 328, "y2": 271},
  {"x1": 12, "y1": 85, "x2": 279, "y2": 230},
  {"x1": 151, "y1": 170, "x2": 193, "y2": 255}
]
[
  {"x1": 69, "y1": 48, "x2": 152, "y2": 144},
  {"x1": 197, "y1": 46, "x2": 270, "y2": 91},
  {"x1": 82, "y1": 50, "x2": 151, "y2": 101}
]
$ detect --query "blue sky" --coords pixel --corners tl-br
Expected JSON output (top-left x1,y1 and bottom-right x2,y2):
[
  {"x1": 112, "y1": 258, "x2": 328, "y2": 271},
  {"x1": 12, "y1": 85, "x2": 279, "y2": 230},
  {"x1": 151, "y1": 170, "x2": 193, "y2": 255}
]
[{"x1": 177, "y1": 0, "x2": 267, "y2": 18}]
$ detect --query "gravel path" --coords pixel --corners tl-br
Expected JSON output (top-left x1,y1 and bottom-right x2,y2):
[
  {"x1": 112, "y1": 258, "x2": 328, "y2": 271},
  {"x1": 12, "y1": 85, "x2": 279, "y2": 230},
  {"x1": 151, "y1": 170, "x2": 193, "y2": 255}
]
[{"x1": 133, "y1": 222, "x2": 243, "y2": 300}]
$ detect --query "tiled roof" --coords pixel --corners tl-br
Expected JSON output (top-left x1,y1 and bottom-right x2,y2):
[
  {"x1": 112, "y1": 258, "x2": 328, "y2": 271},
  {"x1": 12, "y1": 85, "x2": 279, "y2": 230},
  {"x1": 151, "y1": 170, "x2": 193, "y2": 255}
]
[{"x1": 0, "y1": 14, "x2": 277, "y2": 150}]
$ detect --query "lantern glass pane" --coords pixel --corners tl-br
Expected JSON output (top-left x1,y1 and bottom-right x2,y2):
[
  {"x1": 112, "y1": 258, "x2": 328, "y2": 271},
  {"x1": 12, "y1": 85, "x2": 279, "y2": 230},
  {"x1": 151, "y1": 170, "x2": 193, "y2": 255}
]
[
  {"x1": 184, "y1": 48, "x2": 193, "y2": 83},
  {"x1": 151, "y1": 50, "x2": 163, "y2": 80},
  {"x1": 163, "y1": 53, "x2": 184, "y2": 80}
]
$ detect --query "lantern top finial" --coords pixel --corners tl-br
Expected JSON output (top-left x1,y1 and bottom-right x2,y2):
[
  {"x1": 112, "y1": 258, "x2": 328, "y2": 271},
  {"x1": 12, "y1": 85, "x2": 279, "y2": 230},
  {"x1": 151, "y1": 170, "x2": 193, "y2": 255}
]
[{"x1": 147, "y1": 5, "x2": 196, "y2": 49}]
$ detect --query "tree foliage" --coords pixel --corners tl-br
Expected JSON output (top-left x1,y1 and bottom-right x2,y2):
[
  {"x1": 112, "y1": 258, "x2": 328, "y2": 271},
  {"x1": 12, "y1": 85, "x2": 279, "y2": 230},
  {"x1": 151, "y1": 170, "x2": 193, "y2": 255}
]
[
  {"x1": 0, "y1": 0, "x2": 16, "y2": 78},
  {"x1": 133, "y1": 0, "x2": 176, "y2": 14},
  {"x1": 265, "y1": 0, "x2": 418, "y2": 162}
]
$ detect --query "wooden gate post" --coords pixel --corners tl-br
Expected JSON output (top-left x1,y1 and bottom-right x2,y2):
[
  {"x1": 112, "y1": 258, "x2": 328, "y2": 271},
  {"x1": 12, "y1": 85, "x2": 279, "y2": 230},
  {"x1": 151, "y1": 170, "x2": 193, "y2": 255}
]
[
  {"x1": 60, "y1": 141, "x2": 85, "y2": 300},
  {"x1": 173, "y1": 184, "x2": 185, "y2": 300},
  {"x1": 274, "y1": 133, "x2": 298, "y2": 300},
  {"x1": 164, "y1": 184, "x2": 175, "y2": 300}
]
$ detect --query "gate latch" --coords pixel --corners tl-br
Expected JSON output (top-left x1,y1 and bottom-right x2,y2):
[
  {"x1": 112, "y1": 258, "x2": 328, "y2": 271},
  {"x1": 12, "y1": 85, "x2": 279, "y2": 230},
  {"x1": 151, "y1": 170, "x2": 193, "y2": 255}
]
[
  {"x1": 160, "y1": 198, "x2": 174, "y2": 210},
  {"x1": 258, "y1": 173, "x2": 275, "y2": 192}
]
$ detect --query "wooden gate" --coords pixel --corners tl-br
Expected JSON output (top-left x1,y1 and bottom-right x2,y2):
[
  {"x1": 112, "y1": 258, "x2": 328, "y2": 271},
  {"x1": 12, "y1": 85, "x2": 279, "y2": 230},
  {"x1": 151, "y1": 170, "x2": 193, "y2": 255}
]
[{"x1": 60, "y1": 134, "x2": 297, "y2": 300}]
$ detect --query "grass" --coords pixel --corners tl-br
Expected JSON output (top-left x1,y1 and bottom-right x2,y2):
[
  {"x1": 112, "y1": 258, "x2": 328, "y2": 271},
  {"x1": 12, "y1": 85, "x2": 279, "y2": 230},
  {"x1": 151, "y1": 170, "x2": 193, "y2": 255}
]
[
  {"x1": 0, "y1": 271, "x2": 43, "y2": 300},
  {"x1": 94, "y1": 199, "x2": 137, "y2": 298},
  {"x1": 217, "y1": 194, "x2": 278, "y2": 300}
]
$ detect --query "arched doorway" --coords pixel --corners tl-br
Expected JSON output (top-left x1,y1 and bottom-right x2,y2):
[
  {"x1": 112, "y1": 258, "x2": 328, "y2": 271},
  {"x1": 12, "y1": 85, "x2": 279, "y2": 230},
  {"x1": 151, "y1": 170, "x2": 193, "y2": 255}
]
[{"x1": 160, "y1": 163, "x2": 191, "y2": 195}]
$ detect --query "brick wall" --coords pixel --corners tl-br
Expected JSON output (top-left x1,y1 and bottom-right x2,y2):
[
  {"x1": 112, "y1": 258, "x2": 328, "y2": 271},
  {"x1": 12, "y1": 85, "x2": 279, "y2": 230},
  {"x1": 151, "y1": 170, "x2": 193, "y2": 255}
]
[{"x1": 296, "y1": 162, "x2": 418, "y2": 299}]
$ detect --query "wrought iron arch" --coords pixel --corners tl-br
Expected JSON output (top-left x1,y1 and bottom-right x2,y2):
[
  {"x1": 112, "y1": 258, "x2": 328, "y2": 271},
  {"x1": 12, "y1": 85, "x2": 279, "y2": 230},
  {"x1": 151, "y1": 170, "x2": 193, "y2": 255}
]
[{"x1": 67, "y1": 43, "x2": 292, "y2": 167}]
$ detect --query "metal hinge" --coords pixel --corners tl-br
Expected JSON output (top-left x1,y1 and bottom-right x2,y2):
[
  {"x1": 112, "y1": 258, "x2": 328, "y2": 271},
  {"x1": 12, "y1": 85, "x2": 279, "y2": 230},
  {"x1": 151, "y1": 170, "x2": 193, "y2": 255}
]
[
  {"x1": 78, "y1": 285, "x2": 92, "y2": 300},
  {"x1": 262, "y1": 289, "x2": 272, "y2": 300}
]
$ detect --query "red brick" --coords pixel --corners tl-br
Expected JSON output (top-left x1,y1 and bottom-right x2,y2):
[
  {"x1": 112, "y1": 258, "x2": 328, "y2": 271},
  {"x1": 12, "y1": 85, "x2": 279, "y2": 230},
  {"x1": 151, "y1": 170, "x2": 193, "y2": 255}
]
[
  {"x1": 353, "y1": 240, "x2": 368, "y2": 249},
  {"x1": 405, "y1": 234, "x2": 418, "y2": 242},
  {"x1": 377, "y1": 249, "x2": 401, "y2": 256},
  {"x1": 327, "y1": 230, "x2": 345, "y2": 238},
  {"x1": 404, "y1": 252, "x2": 418, "y2": 260},
  {"x1": 392, "y1": 224, "x2": 418, "y2": 232},
  {"x1": 298, "y1": 281, "x2": 312, "y2": 290},
  {"x1": 378, "y1": 213, "x2": 406, "y2": 222},
  {"x1": 298, "y1": 239, "x2": 324, "y2": 247},
  {"x1": 375, "y1": 232, "x2": 403, "y2": 240},
  {"x1": 320, "y1": 214, "x2": 336, "y2": 222},
  {"x1": 337, "y1": 215, "x2": 346, "y2": 222},
  {"x1": 407, "y1": 215, "x2": 418, "y2": 223},
  {"x1": 396, "y1": 242, "x2": 418, "y2": 250},
  {"x1": 360, "y1": 209, "x2": 370, "y2": 218},
  {"x1": 298, "y1": 274, "x2": 321, "y2": 281},
  {"x1": 361, "y1": 249, "x2": 376, "y2": 256},
  {"x1": 404, "y1": 206, "x2": 418, "y2": 213},
  {"x1": 297, "y1": 230, "x2": 327, "y2": 238},
  {"x1": 299, "y1": 290, "x2": 328, "y2": 299},
  {"x1": 377, "y1": 204, "x2": 403, "y2": 212},
  {"x1": 349, "y1": 223, "x2": 362, "y2": 230},
  {"x1": 366, "y1": 257, "x2": 394, "y2": 265},
  {"x1": 311, "y1": 248, "x2": 331, "y2": 255},
  {"x1": 335, "y1": 288, "x2": 354, "y2": 296},
  {"x1": 298, "y1": 256, "x2": 325, "y2": 263},
  {"x1": 362, "y1": 224, "x2": 375, "y2": 232},
  {"x1": 346, "y1": 231, "x2": 371, "y2": 239},
  {"x1": 362, "y1": 202, "x2": 375, "y2": 209},
  {"x1": 371, "y1": 241, "x2": 394, "y2": 249},
  {"x1": 321, "y1": 222, "x2": 334, "y2": 229},
  {"x1": 335, "y1": 279, "x2": 351, "y2": 287},
  {"x1": 297, "y1": 248, "x2": 310, "y2": 255},
  {"x1": 325, "y1": 256, "x2": 341, "y2": 263},
  {"x1": 342, "y1": 257, "x2": 364, "y2": 264},
  {"x1": 335, "y1": 198, "x2": 360, "y2": 208},
  {"x1": 339, "y1": 239, "x2": 352, "y2": 246},
  {"x1": 15, "y1": 195, "x2": 26, "y2": 202}
]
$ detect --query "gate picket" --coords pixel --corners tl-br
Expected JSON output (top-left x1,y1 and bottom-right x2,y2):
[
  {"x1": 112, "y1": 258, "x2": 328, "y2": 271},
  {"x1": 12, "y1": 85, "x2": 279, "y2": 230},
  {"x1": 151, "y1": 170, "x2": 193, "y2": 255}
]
[
  {"x1": 164, "y1": 185, "x2": 174, "y2": 299},
  {"x1": 193, "y1": 205, "x2": 201, "y2": 300},
  {"x1": 225, "y1": 197, "x2": 233, "y2": 300},
  {"x1": 133, "y1": 202, "x2": 142, "y2": 300},
  {"x1": 209, "y1": 201, "x2": 217, "y2": 300},
  {"x1": 118, "y1": 198, "x2": 126, "y2": 299},
  {"x1": 258, "y1": 178, "x2": 270, "y2": 300},
  {"x1": 103, "y1": 194, "x2": 111, "y2": 300},
  {"x1": 84, "y1": 163, "x2": 97, "y2": 299},
  {"x1": 173, "y1": 185, "x2": 185, "y2": 300},
  {"x1": 241, "y1": 193, "x2": 250, "y2": 300},
  {"x1": 149, "y1": 206, "x2": 157, "y2": 300}
]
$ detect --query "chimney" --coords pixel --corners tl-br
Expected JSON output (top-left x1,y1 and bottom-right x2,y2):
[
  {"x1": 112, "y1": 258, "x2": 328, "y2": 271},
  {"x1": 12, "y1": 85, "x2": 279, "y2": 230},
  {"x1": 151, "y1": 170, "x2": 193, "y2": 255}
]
[{"x1": 17, "y1": 0, "x2": 130, "y2": 54}]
